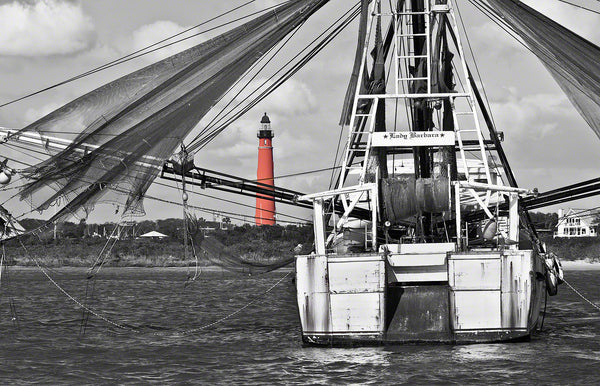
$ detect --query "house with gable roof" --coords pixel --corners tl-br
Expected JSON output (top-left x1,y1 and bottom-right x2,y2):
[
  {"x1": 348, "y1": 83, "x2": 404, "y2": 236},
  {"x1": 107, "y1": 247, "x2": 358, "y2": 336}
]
[{"x1": 554, "y1": 208, "x2": 598, "y2": 238}]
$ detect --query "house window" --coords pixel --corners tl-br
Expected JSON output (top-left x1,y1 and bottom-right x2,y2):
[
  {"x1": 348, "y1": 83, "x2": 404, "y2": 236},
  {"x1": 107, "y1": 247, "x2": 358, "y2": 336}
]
[{"x1": 582, "y1": 228, "x2": 587, "y2": 235}]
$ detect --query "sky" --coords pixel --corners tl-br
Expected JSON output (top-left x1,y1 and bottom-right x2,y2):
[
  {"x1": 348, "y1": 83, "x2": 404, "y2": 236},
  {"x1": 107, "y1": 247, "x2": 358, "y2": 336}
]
[{"x1": 0, "y1": 0, "x2": 599, "y2": 225}]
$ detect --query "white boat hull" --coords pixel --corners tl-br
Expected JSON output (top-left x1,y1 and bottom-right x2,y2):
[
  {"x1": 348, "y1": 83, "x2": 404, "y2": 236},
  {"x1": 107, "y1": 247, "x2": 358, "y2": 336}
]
[{"x1": 296, "y1": 244, "x2": 546, "y2": 345}]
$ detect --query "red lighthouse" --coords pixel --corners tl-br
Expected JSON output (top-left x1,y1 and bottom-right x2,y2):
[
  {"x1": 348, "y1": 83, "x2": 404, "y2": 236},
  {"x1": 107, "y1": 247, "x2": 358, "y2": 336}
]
[{"x1": 255, "y1": 113, "x2": 276, "y2": 225}]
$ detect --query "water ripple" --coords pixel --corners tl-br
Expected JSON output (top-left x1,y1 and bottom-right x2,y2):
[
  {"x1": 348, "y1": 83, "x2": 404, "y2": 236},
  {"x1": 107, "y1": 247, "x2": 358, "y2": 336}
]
[{"x1": 0, "y1": 268, "x2": 598, "y2": 385}]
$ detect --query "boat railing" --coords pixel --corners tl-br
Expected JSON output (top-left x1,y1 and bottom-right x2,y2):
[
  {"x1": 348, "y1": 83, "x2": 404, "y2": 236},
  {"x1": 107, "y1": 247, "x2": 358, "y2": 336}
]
[
  {"x1": 454, "y1": 181, "x2": 534, "y2": 250},
  {"x1": 299, "y1": 183, "x2": 378, "y2": 255}
]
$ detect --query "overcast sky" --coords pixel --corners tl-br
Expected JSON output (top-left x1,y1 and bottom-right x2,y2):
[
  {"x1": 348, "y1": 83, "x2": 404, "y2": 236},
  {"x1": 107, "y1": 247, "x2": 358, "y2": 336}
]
[{"x1": 0, "y1": 0, "x2": 599, "y2": 224}]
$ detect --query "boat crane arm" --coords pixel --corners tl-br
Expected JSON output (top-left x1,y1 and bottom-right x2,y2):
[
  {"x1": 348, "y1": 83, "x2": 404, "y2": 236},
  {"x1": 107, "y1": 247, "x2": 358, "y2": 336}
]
[{"x1": 160, "y1": 162, "x2": 375, "y2": 221}]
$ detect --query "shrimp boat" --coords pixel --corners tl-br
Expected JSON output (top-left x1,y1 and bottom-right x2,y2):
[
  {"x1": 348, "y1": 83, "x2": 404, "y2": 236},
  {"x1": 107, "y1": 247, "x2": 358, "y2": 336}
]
[
  {"x1": 295, "y1": 0, "x2": 575, "y2": 345},
  {"x1": 6, "y1": 0, "x2": 600, "y2": 344}
]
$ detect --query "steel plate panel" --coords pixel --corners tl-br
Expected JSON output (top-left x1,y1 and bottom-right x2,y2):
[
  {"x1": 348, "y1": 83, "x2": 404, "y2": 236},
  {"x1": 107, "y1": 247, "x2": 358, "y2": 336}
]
[
  {"x1": 330, "y1": 292, "x2": 384, "y2": 332},
  {"x1": 328, "y1": 259, "x2": 385, "y2": 293},
  {"x1": 452, "y1": 291, "x2": 502, "y2": 330},
  {"x1": 450, "y1": 258, "x2": 501, "y2": 290}
]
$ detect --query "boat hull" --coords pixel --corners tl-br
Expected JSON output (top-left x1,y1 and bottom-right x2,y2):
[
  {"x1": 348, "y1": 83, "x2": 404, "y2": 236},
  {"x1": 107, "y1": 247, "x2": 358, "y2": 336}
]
[{"x1": 296, "y1": 245, "x2": 546, "y2": 345}]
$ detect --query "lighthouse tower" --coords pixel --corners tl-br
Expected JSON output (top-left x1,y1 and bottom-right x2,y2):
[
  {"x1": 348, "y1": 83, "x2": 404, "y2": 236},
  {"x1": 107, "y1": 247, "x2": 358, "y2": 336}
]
[{"x1": 255, "y1": 113, "x2": 276, "y2": 225}]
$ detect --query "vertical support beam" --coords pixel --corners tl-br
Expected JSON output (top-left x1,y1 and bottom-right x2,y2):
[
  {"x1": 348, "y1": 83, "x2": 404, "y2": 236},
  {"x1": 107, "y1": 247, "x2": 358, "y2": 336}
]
[
  {"x1": 455, "y1": 183, "x2": 462, "y2": 250},
  {"x1": 508, "y1": 193, "x2": 519, "y2": 247},
  {"x1": 446, "y1": 2, "x2": 492, "y2": 186},
  {"x1": 371, "y1": 185, "x2": 378, "y2": 251},
  {"x1": 338, "y1": 1, "x2": 377, "y2": 191},
  {"x1": 425, "y1": 0, "x2": 432, "y2": 95},
  {"x1": 394, "y1": 6, "x2": 400, "y2": 95},
  {"x1": 314, "y1": 198, "x2": 326, "y2": 255}
]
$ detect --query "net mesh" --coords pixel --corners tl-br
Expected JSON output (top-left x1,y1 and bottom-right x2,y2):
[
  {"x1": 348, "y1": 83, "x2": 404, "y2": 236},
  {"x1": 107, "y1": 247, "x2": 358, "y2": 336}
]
[
  {"x1": 485, "y1": 0, "x2": 600, "y2": 139},
  {"x1": 14, "y1": 0, "x2": 328, "y2": 222}
]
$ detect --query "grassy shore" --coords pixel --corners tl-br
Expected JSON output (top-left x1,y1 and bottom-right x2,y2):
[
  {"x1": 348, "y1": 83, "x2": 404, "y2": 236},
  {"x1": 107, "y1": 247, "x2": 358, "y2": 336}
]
[
  {"x1": 3, "y1": 231, "x2": 310, "y2": 268},
  {"x1": 2, "y1": 233, "x2": 599, "y2": 268},
  {"x1": 0, "y1": 223, "x2": 314, "y2": 268},
  {"x1": 541, "y1": 235, "x2": 600, "y2": 263},
  {"x1": 2, "y1": 238, "x2": 196, "y2": 268}
]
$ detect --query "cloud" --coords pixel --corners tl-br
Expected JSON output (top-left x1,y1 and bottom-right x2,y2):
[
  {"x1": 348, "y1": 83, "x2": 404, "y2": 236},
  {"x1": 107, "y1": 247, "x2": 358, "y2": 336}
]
[
  {"x1": 122, "y1": 20, "x2": 205, "y2": 62},
  {"x1": 252, "y1": 0, "x2": 281, "y2": 9},
  {"x1": 471, "y1": 22, "x2": 521, "y2": 55},
  {"x1": 24, "y1": 100, "x2": 66, "y2": 124},
  {"x1": 491, "y1": 89, "x2": 577, "y2": 138},
  {"x1": 0, "y1": 0, "x2": 96, "y2": 57},
  {"x1": 523, "y1": 0, "x2": 600, "y2": 43},
  {"x1": 223, "y1": 78, "x2": 317, "y2": 119},
  {"x1": 259, "y1": 79, "x2": 318, "y2": 116}
]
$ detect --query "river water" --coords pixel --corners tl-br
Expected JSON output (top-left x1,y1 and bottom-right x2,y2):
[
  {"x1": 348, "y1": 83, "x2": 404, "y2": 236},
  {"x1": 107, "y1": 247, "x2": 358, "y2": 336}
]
[{"x1": 0, "y1": 267, "x2": 598, "y2": 385}]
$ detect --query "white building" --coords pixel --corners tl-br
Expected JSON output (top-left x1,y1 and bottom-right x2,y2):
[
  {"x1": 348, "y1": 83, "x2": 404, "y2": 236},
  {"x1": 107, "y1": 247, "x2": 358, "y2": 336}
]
[
  {"x1": 139, "y1": 231, "x2": 168, "y2": 240},
  {"x1": 554, "y1": 208, "x2": 597, "y2": 238}
]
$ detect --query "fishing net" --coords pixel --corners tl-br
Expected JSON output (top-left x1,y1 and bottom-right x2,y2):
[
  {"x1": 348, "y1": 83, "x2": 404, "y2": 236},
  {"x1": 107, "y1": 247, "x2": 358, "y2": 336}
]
[
  {"x1": 182, "y1": 211, "x2": 295, "y2": 274},
  {"x1": 197, "y1": 236, "x2": 294, "y2": 275},
  {"x1": 339, "y1": 0, "x2": 371, "y2": 126},
  {"x1": 484, "y1": 0, "x2": 600, "y2": 140},
  {"x1": 13, "y1": 0, "x2": 329, "y2": 223},
  {"x1": 0, "y1": 204, "x2": 24, "y2": 240}
]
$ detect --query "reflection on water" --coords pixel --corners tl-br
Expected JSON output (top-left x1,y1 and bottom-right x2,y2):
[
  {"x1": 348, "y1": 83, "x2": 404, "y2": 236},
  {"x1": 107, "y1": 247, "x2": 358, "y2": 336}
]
[
  {"x1": 452, "y1": 344, "x2": 514, "y2": 361},
  {"x1": 0, "y1": 268, "x2": 598, "y2": 385},
  {"x1": 291, "y1": 347, "x2": 392, "y2": 365}
]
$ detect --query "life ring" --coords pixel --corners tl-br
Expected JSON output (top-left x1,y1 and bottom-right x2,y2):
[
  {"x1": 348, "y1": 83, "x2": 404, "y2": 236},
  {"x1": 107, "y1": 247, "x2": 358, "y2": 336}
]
[{"x1": 545, "y1": 253, "x2": 563, "y2": 296}]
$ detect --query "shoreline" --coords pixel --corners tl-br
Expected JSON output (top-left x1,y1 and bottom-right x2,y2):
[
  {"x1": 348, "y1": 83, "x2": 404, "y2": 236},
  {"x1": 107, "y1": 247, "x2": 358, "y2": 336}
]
[
  {"x1": 4, "y1": 265, "x2": 295, "y2": 272},
  {"x1": 5, "y1": 261, "x2": 598, "y2": 271},
  {"x1": 560, "y1": 260, "x2": 600, "y2": 271}
]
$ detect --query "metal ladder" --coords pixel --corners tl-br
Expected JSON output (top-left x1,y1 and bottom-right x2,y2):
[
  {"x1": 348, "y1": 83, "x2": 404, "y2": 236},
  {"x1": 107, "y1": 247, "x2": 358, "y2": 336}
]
[
  {"x1": 339, "y1": 97, "x2": 380, "y2": 188},
  {"x1": 452, "y1": 99, "x2": 490, "y2": 182},
  {"x1": 394, "y1": 3, "x2": 432, "y2": 95},
  {"x1": 452, "y1": 97, "x2": 495, "y2": 207}
]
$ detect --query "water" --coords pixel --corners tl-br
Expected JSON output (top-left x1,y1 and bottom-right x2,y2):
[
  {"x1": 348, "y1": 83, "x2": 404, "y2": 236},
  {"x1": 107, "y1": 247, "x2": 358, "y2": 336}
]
[{"x1": 0, "y1": 267, "x2": 598, "y2": 385}]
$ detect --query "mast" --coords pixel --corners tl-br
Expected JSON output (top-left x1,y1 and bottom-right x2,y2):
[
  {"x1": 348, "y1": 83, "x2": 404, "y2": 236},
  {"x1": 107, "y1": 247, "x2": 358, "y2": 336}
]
[{"x1": 331, "y1": 0, "x2": 504, "y2": 250}]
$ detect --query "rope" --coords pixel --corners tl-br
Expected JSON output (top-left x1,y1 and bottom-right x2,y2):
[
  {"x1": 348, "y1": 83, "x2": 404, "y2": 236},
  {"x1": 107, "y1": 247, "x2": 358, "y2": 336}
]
[
  {"x1": 556, "y1": 0, "x2": 600, "y2": 15},
  {"x1": 88, "y1": 224, "x2": 120, "y2": 275},
  {"x1": 15, "y1": 236, "x2": 293, "y2": 336},
  {"x1": 167, "y1": 270, "x2": 292, "y2": 336},
  {"x1": 0, "y1": 145, "x2": 312, "y2": 226},
  {"x1": 563, "y1": 278, "x2": 600, "y2": 312},
  {"x1": 0, "y1": 243, "x2": 4, "y2": 288},
  {"x1": 80, "y1": 223, "x2": 122, "y2": 335},
  {"x1": 17, "y1": 239, "x2": 140, "y2": 333},
  {"x1": 0, "y1": 0, "x2": 281, "y2": 108}
]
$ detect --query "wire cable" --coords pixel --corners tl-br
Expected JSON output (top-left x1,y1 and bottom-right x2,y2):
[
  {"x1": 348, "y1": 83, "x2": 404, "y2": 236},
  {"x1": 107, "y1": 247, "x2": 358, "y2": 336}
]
[{"x1": 0, "y1": 0, "x2": 288, "y2": 108}]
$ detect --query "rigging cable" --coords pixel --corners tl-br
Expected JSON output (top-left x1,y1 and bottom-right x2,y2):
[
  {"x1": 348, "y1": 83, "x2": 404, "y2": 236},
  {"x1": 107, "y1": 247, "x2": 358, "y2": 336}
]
[
  {"x1": 454, "y1": 0, "x2": 497, "y2": 128},
  {"x1": 190, "y1": 3, "x2": 360, "y2": 148},
  {"x1": 186, "y1": 3, "x2": 361, "y2": 152},
  {"x1": 168, "y1": 271, "x2": 292, "y2": 336},
  {"x1": 0, "y1": 243, "x2": 19, "y2": 329},
  {"x1": 0, "y1": 0, "x2": 287, "y2": 108},
  {"x1": 467, "y1": 0, "x2": 600, "y2": 124},
  {"x1": 193, "y1": 14, "x2": 307, "y2": 141},
  {"x1": 17, "y1": 238, "x2": 139, "y2": 333},
  {"x1": 563, "y1": 278, "x2": 600, "y2": 312},
  {"x1": 555, "y1": 0, "x2": 600, "y2": 15},
  {"x1": 0, "y1": 143, "x2": 313, "y2": 225},
  {"x1": 79, "y1": 223, "x2": 122, "y2": 336},
  {"x1": 12, "y1": 226, "x2": 296, "y2": 335},
  {"x1": 0, "y1": 149, "x2": 312, "y2": 225}
]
